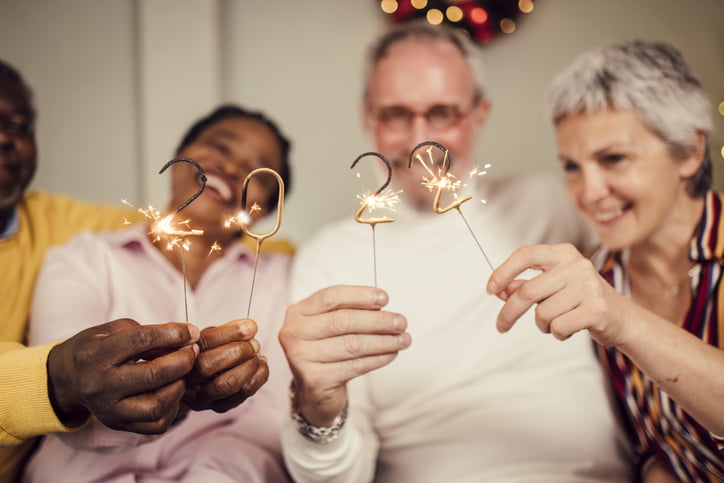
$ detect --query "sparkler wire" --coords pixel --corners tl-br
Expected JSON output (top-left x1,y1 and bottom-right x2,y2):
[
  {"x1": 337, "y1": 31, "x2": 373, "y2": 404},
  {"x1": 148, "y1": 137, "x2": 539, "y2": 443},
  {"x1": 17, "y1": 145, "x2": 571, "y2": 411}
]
[
  {"x1": 408, "y1": 141, "x2": 495, "y2": 272},
  {"x1": 351, "y1": 152, "x2": 395, "y2": 287},
  {"x1": 239, "y1": 167, "x2": 285, "y2": 318},
  {"x1": 158, "y1": 156, "x2": 207, "y2": 323}
]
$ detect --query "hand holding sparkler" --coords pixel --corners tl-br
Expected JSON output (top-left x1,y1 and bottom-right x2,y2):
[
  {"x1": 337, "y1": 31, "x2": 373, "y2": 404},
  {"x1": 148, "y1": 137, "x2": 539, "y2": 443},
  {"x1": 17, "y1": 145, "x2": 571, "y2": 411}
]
[
  {"x1": 351, "y1": 152, "x2": 399, "y2": 287},
  {"x1": 237, "y1": 167, "x2": 285, "y2": 318},
  {"x1": 408, "y1": 141, "x2": 494, "y2": 272},
  {"x1": 183, "y1": 318, "x2": 269, "y2": 413}
]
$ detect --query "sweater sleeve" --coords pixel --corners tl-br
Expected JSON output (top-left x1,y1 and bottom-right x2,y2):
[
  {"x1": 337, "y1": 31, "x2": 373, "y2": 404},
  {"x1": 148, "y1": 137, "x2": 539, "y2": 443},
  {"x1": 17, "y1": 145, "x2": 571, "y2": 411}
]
[{"x1": 0, "y1": 342, "x2": 82, "y2": 445}]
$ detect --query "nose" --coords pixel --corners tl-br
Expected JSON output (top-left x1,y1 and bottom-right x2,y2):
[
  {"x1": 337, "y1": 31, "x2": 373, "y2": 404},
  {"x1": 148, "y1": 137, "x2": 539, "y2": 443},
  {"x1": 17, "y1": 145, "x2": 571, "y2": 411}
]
[
  {"x1": 579, "y1": 165, "x2": 610, "y2": 204},
  {"x1": 407, "y1": 114, "x2": 433, "y2": 152}
]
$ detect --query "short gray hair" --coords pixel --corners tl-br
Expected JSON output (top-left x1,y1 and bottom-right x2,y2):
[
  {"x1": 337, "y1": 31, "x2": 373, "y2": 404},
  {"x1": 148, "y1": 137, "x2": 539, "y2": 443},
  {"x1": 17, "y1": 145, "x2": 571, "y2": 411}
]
[
  {"x1": 546, "y1": 40, "x2": 713, "y2": 197},
  {"x1": 363, "y1": 20, "x2": 486, "y2": 104}
]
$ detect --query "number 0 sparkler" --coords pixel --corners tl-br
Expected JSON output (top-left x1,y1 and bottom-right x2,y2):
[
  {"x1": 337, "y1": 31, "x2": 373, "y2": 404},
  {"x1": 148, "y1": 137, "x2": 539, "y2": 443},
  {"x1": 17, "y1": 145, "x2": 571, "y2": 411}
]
[
  {"x1": 351, "y1": 152, "x2": 399, "y2": 287},
  {"x1": 409, "y1": 141, "x2": 494, "y2": 272},
  {"x1": 237, "y1": 167, "x2": 284, "y2": 318}
]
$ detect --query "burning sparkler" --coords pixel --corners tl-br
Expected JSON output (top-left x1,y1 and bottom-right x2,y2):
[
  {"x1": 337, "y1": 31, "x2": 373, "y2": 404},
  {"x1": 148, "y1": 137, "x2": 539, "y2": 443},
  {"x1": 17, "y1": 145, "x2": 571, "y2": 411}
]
[
  {"x1": 351, "y1": 151, "x2": 399, "y2": 287},
  {"x1": 236, "y1": 167, "x2": 285, "y2": 318},
  {"x1": 156, "y1": 156, "x2": 207, "y2": 322},
  {"x1": 408, "y1": 141, "x2": 494, "y2": 272}
]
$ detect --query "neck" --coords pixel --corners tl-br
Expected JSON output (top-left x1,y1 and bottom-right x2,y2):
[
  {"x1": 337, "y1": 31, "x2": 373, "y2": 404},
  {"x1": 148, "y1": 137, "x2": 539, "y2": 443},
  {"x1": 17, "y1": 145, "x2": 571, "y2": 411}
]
[{"x1": 628, "y1": 193, "x2": 704, "y2": 291}]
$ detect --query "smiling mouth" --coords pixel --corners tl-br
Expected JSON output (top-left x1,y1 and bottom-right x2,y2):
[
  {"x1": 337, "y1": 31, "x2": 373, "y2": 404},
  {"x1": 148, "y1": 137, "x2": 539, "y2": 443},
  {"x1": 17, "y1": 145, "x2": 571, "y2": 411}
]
[
  {"x1": 203, "y1": 173, "x2": 234, "y2": 204},
  {"x1": 592, "y1": 203, "x2": 631, "y2": 223}
]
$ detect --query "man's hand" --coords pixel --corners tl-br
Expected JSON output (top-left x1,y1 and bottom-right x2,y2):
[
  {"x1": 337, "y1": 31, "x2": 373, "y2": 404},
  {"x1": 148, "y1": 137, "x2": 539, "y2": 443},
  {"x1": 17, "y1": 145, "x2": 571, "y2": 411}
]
[
  {"x1": 183, "y1": 319, "x2": 269, "y2": 413},
  {"x1": 279, "y1": 285, "x2": 410, "y2": 426},
  {"x1": 47, "y1": 318, "x2": 200, "y2": 434}
]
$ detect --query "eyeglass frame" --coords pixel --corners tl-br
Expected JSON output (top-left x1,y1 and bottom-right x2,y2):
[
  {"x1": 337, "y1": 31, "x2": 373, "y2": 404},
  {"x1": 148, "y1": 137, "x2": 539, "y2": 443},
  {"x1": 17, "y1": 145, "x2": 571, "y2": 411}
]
[{"x1": 366, "y1": 93, "x2": 483, "y2": 132}]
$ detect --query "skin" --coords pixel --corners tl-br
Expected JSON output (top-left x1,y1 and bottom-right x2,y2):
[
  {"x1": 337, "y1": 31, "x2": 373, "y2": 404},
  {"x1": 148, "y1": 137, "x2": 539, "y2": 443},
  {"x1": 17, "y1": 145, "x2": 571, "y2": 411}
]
[
  {"x1": 159, "y1": 115, "x2": 286, "y2": 412},
  {"x1": 278, "y1": 36, "x2": 488, "y2": 426},
  {"x1": 0, "y1": 79, "x2": 36, "y2": 231},
  {"x1": 361, "y1": 38, "x2": 489, "y2": 211},
  {"x1": 0, "y1": 75, "x2": 205, "y2": 432},
  {"x1": 487, "y1": 109, "x2": 724, "y2": 439}
]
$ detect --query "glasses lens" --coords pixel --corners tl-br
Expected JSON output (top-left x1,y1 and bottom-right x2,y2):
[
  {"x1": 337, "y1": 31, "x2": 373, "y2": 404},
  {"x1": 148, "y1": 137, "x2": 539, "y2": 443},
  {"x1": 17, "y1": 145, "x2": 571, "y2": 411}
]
[
  {"x1": 426, "y1": 105, "x2": 462, "y2": 130},
  {"x1": 375, "y1": 106, "x2": 412, "y2": 130}
]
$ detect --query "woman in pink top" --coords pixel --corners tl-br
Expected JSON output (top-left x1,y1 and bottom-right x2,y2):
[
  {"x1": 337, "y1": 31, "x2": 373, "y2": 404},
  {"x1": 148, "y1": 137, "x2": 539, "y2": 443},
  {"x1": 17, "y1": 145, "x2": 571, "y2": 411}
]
[{"x1": 24, "y1": 105, "x2": 294, "y2": 482}]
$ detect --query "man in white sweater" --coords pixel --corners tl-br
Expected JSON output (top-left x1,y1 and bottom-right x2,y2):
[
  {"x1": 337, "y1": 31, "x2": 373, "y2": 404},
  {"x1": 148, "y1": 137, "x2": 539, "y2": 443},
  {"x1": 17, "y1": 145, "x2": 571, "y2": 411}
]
[{"x1": 279, "y1": 21, "x2": 631, "y2": 482}]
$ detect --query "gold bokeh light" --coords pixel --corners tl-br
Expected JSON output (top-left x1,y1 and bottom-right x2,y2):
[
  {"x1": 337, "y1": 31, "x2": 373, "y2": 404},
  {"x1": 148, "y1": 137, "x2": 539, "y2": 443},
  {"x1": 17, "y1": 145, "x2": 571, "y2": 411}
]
[
  {"x1": 446, "y1": 6, "x2": 464, "y2": 22},
  {"x1": 380, "y1": 0, "x2": 398, "y2": 14},
  {"x1": 426, "y1": 8, "x2": 444, "y2": 25}
]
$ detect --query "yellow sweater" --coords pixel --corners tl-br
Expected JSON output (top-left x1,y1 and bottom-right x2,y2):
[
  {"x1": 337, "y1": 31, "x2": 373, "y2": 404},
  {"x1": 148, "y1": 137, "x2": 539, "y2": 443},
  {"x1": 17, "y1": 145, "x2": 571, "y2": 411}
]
[{"x1": 0, "y1": 191, "x2": 139, "y2": 483}]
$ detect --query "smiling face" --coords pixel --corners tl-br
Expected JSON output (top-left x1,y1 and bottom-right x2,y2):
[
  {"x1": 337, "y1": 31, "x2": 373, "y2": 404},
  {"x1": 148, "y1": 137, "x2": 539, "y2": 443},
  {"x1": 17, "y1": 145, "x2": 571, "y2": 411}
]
[
  {"x1": 556, "y1": 108, "x2": 703, "y2": 251},
  {"x1": 0, "y1": 79, "x2": 36, "y2": 224},
  {"x1": 168, "y1": 116, "x2": 285, "y2": 234},
  {"x1": 362, "y1": 38, "x2": 489, "y2": 211}
]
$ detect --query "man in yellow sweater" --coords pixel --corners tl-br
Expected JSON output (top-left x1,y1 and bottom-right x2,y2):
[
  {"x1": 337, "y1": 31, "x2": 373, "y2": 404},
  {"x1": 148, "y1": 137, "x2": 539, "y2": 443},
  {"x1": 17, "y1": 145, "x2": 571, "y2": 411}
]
[{"x1": 0, "y1": 61, "x2": 202, "y2": 482}]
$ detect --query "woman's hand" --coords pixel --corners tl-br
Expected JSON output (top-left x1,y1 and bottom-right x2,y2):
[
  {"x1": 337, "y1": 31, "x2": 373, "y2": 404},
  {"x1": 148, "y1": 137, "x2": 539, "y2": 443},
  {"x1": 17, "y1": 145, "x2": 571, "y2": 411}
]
[{"x1": 487, "y1": 243, "x2": 633, "y2": 347}]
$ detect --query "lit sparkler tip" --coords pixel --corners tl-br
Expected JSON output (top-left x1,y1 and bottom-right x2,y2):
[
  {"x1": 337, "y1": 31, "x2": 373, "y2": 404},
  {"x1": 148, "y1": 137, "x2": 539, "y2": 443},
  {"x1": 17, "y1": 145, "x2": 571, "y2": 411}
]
[
  {"x1": 123, "y1": 217, "x2": 131, "y2": 225},
  {"x1": 208, "y1": 241, "x2": 222, "y2": 256}
]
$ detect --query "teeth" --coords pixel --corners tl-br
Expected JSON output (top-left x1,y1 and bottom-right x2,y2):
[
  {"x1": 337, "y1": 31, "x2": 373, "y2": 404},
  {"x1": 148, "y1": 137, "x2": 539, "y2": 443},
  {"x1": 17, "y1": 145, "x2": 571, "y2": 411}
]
[
  {"x1": 204, "y1": 174, "x2": 233, "y2": 202},
  {"x1": 593, "y1": 206, "x2": 624, "y2": 222}
]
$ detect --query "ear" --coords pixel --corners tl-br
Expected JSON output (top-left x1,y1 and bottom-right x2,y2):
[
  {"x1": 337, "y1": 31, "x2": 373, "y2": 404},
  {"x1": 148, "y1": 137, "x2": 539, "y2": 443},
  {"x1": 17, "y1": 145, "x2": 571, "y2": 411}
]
[
  {"x1": 471, "y1": 98, "x2": 491, "y2": 134},
  {"x1": 679, "y1": 132, "x2": 706, "y2": 179},
  {"x1": 360, "y1": 102, "x2": 376, "y2": 146}
]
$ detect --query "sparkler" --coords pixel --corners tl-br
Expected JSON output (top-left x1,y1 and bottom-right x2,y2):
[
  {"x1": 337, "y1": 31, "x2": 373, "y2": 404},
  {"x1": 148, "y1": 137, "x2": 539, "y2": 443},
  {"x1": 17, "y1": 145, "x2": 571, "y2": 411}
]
[
  {"x1": 408, "y1": 141, "x2": 494, "y2": 272},
  {"x1": 351, "y1": 152, "x2": 399, "y2": 287},
  {"x1": 237, "y1": 167, "x2": 284, "y2": 318},
  {"x1": 156, "y1": 156, "x2": 207, "y2": 322}
]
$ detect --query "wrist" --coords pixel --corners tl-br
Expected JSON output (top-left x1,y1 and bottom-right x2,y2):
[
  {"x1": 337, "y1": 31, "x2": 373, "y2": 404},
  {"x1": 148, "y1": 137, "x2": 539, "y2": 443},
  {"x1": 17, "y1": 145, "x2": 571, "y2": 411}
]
[
  {"x1": 47, "y1": 344, "x2": 89, "y2": 427},
  {"x1": 289, "y1": 381, "x2": 348, "y2": 444}
]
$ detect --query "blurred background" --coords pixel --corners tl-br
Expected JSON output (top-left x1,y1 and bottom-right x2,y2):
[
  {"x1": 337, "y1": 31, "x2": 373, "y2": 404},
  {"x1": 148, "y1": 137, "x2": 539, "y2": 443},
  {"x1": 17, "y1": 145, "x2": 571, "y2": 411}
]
[{"x1": 1, "y1": 0, "x2": 722, "y2": 244}]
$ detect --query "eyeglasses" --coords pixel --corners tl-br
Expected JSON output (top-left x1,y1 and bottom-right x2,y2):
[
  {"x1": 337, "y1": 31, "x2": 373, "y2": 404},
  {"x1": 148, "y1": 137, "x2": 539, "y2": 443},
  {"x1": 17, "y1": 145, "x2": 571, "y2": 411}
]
[
  {"x1": 369, "y1": 98, "x2": 479, "y2": 132},
  {"x1": 0, "y1": 116, "x2": 33, "y2": 138}
]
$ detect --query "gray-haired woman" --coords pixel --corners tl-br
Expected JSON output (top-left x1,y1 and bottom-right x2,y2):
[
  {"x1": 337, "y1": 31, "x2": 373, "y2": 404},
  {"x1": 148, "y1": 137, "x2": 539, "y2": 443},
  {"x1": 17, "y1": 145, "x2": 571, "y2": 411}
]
[{"x1": 487, "y1": 40, "x2": 722, "y2": 482}]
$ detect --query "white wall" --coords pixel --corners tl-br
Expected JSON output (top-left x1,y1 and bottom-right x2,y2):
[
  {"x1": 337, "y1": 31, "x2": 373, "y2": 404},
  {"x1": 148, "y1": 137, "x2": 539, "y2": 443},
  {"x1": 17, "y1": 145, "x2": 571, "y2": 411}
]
[{"x1": 1, "y1": 0, "x2": 722, "y2": 244}]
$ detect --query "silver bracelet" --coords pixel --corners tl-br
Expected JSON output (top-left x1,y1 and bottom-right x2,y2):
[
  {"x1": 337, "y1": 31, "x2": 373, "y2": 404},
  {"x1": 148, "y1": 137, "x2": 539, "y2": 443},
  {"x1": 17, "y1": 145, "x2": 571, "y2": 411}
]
[{"x1": 289, "y1": 382, "x2": 348, "y2": 444}]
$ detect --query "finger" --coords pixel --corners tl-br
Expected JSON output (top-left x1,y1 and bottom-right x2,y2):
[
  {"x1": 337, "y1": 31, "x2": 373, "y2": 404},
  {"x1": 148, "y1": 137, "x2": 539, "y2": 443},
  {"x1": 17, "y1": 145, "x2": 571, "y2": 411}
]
[
  {"x1": 101, "y1": 321, "x2": 200, "y2": 365},
  {"x1": 319, "y1": 352, "x2": 401, "y2": 382},
  {"x1": 101, "y1": 379, "x2": 186, "y2": 434},
  {"x1": 195, "y1": 339, "x2": 260, "y2": 378},
  {"x1": 496, "y1": 261, "x2": 572, "y2": 333},
  {"x1": 296, "y1": 285, "x2": 388, "y2": 316},
  {"x1": 199, "y1": 319, "x2": 257, "y2": 351},
  {"x1": 487, "y1": 244, "x2": 571, "y2": 296},
  {"x1": 300, "y1": 332, "x2": 412, "y2": 364},
  {"x1": 296, "y1": 308, "x2": 406, "y2": 340},
  {"x1": 200, "y1": 356, "x2": 268, "y2": 402},
  {"x1": 533, "y1": 284, "x2": 581, "y2": 334},
  {"x1": 113, "y1": 345, "x2": 198, "y2": 396},
  {"x1": 194, "y1": 358, "x2": 271, "y2": 413}
]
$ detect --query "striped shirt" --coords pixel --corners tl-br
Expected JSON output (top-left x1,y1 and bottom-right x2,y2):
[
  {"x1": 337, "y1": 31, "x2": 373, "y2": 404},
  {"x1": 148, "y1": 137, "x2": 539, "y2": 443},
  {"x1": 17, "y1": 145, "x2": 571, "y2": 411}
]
[{"x1": 592, "y1": 190, "x2": 724, "y2": 482}]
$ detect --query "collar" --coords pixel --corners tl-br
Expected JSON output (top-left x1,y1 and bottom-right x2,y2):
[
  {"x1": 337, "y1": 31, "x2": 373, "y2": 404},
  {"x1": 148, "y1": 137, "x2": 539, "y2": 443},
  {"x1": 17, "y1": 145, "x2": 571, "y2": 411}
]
[
  {"x1": 689, "y1": 191, "x2": 724, "y2": 262},
  {"x1": 0, "y1": 207, "x2": 19, "y2": 240}
]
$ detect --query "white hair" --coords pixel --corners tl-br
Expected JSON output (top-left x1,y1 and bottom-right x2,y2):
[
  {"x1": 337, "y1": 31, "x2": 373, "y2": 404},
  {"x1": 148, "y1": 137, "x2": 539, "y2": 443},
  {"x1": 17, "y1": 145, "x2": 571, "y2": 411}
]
[{"x1": 546, "y1": 39, "x2": 713, "y2": 195}]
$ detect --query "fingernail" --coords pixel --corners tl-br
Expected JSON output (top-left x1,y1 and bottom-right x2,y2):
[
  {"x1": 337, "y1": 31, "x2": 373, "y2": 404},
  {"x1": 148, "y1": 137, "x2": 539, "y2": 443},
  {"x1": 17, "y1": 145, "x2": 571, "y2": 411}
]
[
  {"x1": 250, "y1": 338, "x2": 260, "y2": 353},
  {"x1": 486, "y1": 281, "x2": 497, "y2": 295},
  {"x1": 375, "y1": 290, "x2": 387, "y2": 306},
  {"x1": 392, "y1": 315, "x2": 405, "y2": 330},
  {"x1": 239, "y1": 319, "x2": 257, "y2": 338},
  {"x1": 188, "y1": 324, "x2": 201, "y2": 341},
  {"x1": 192, "y1": 343, "x2": 200, "y2": 356}
]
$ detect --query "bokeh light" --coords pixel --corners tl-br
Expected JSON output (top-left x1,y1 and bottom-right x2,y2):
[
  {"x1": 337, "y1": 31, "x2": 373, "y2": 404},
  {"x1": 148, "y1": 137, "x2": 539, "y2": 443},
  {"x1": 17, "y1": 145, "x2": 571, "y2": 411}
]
[
  {"x1": 446, "y1": 5, "x2": 464, "y2": 22},
  {"x1": 500, "y1": 18, "x2": 516, "y2": 33},
  {"x1": 426, "y1": 8, "x2": 444, "y2": 24},
  {"x1": 380, "y1": 0, "x2": 398, "y2": 14}
]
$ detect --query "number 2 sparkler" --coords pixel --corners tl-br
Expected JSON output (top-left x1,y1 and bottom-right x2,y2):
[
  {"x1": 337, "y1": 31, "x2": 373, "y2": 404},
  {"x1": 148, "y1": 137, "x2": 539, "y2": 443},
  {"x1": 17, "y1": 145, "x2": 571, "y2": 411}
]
[
  {"x1": 408, "y1": 141, "x2": 494, "y2": 272},
  {"x1": 156, "y1": 156, "x2": 207, "y2": 323},
  {"x1": 351, "y1": 152, "x2": 399, "y2": 287}
]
